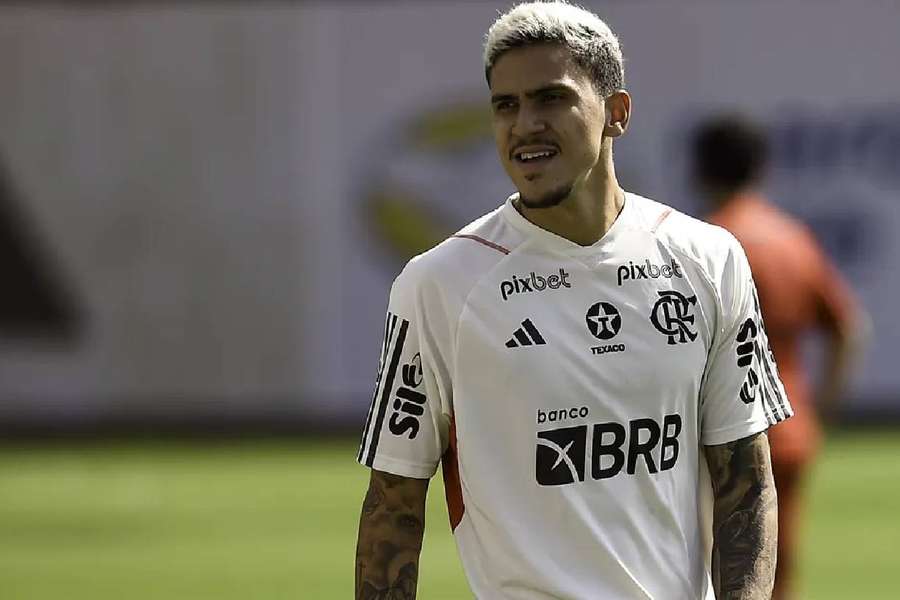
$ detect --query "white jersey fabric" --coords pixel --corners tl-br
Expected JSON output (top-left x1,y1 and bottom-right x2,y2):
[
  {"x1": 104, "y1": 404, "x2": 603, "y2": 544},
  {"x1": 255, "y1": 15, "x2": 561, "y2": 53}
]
[{"x1": 357, "y1": 192, "x2": 792, "y2": 599}]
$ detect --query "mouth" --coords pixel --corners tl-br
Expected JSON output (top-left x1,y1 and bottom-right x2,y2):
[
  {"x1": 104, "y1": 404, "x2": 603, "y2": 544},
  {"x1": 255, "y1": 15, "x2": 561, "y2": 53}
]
[{"x1": 512, "y1": 146, "x2": 559, "y2": 165}]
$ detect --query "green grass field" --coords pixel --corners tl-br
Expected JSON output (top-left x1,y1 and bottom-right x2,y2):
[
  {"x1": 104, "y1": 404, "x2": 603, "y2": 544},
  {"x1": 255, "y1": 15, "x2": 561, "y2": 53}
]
[{"x1": 1, "y1": 431, "x2": 898, "y2": 599}]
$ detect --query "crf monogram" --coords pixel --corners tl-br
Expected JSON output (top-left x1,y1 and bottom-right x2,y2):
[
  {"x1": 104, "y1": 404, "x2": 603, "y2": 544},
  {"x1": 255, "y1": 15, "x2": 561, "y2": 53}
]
[{"x1": 650, "y1": 290, "x2": 698, "y2": 345}]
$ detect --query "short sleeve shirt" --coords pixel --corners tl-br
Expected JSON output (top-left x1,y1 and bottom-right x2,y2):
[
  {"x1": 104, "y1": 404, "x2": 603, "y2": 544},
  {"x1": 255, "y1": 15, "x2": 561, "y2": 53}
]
[{"x1": 358, "y1": 192, "x2": 791, "y2": 599}]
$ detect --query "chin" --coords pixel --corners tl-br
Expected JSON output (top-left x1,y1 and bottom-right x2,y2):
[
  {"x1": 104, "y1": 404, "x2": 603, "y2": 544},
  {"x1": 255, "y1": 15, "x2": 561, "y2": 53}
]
[{"x1": 518, "y1": 184, "x2": 572, "y2": 209}]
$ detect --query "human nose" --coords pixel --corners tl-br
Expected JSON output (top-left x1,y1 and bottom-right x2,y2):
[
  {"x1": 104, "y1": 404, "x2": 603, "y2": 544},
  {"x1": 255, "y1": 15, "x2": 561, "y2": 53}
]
[{"x1": 511, "y1": 104, "x2": 547, "y2": 137}]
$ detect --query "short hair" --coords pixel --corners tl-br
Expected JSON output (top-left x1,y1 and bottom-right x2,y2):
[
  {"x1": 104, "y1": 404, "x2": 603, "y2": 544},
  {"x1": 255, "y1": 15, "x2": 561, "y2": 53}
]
[
  {"x1": 483, "y1": 1, "x2": 625, "y2": 96},
  {"x1": 692, "y1": 114, "x2": 770, "y2": 192}
]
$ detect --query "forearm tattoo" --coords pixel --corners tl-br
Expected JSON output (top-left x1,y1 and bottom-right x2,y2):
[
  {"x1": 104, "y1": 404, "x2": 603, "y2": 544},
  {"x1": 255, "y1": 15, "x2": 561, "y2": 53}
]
[
  {"x1": 355, "y1": 470, "x2": 427, "y2": 600},
  {"x1": 705, "y1": 432, "x2": 778, "y2": 600}
]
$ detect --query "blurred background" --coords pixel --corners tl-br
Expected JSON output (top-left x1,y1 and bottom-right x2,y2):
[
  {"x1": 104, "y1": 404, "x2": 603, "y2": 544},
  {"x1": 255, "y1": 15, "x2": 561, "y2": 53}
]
[{"x1": 0, "y1": 1, "x2": 897, "y2": 598}]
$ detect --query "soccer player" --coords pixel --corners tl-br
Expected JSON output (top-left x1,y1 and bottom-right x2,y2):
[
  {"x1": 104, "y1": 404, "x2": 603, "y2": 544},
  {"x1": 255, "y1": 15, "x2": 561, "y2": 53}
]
[
  {"x1": 355, "y1": 3, "x2": 792, "y2": 598},
  {"x1": 695, "y1": 114, "x2": 862, "y2": 600}
]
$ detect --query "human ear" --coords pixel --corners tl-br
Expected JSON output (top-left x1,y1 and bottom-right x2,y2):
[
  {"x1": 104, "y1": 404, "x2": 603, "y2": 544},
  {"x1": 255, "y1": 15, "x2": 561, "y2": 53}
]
[{"x1": 604, "y1": 90, "x2": 631, "y2": 138}]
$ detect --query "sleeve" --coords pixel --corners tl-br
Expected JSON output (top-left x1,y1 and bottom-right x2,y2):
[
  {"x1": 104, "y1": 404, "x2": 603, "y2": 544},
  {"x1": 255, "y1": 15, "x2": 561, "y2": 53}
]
[
  {"x1": 699, "y1": 237, "x2": 793, "y2": 446},
  {"x1": 356, "y1": 261, "x2": 452, "y2": 479}
]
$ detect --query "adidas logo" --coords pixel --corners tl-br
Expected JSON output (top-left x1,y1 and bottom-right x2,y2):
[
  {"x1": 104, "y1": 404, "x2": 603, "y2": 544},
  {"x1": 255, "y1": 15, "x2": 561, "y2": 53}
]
[{"x1": 505, "y1": 319, "x2": 546, "y2": 348}]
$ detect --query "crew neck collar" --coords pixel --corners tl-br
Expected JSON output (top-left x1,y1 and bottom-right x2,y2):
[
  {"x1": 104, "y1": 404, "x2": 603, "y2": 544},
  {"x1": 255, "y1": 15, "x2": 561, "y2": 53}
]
[{"x1": 501, "y1": 191, "x2": 634, "y2": 255}]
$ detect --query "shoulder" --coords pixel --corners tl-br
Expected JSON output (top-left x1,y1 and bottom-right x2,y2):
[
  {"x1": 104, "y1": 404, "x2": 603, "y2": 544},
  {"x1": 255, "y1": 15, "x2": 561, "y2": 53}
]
[
  {"x1": 391, "y1": 203, "x2": 523, "y2": 305},
  {"x1": 630, "y1": 193, "x2": 746, "y2": 273},
  {"x1": 627, "y1": 193, "x2": 749, "y2": 303}
]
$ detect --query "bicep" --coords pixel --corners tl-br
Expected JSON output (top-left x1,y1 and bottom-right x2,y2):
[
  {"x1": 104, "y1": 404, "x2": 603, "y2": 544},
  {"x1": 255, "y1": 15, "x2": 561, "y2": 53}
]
[
  {"x1": 361, "y1": 469, "x2": 430, "y2": 539},
  {"x1": 363, "y1": 469, "x2": 429, "y2": 512},
  {"x1": 704, "y1": 426, "x2": 778, "y2": 596},
  {"x1": 356, "y1": 472, "x2": 429, "y2": 596},
  {"x1": 704, "y1": 432, "x2": 774, "y2": 504},
  {"x1": 358, "y1": 469, "x2": 428, "y2": 573}
]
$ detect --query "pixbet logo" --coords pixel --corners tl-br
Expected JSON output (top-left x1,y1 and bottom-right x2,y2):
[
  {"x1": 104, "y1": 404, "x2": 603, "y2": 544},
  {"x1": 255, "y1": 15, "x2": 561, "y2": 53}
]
[
  {"x1": 535, "y1": 414, "x2": 683, "y2": 486},
  {"x1": 500, "y1": 269, "x2": 571, "y2": 301},
  {"x1": 388, "y1": 353, "x2": 427, "y2": 439},
  {"x1": 617, "y1": 258, "x2": 683, "y2": 286}
]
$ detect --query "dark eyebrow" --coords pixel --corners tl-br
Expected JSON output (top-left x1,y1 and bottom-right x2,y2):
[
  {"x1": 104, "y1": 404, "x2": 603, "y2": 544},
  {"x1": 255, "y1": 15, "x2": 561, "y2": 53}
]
[
  {"x1": 490, "y1": 93, "x2": 517, "y2": 105},
  {"x1": 490, "y1": 83, "x2": 575, "y2": 105},
  {"x1": 525, "y1": 84, "x2": 574, "y2": 98}
]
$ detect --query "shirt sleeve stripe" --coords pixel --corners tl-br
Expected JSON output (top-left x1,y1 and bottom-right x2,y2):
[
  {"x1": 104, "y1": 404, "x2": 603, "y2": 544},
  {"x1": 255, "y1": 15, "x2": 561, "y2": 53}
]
[
  {"x1": 758, "y1": 342, "x2": 789, "y2": 424},
  {"x1": 364, "y1": 318, "x2": 410, "y2": 467},
  {"x1": 764, "y1": 353, "x2": 792, "y2": 422},
  {"x1": 755, "y1": 373, "x2": 775, "y2": 426},
  {"x1": 357, "y1": 313, "x2": 396, "y2": 463},
  {"x1": 750, "y1": 289, "x2": 790, "y2": 425},
  {"x1": 763, "y1": 364, "x2": 789, "y2": 425}
]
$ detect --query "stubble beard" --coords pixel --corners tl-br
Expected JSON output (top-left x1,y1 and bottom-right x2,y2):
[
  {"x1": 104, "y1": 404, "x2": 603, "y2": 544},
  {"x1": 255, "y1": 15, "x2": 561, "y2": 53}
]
[{"x1": 518, "y1": 182, "x2": 573, "y2": 209}]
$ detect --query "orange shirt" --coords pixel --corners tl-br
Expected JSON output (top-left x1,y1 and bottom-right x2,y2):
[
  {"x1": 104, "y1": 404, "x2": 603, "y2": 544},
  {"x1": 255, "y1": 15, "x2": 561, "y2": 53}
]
[{"x1": 709, "y1": 194, "x2": 857, "y2": 462}]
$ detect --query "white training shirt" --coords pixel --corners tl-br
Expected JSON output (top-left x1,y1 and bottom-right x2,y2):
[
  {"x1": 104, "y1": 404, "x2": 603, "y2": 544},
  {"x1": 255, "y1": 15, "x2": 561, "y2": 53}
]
[{"x1": 357, "y1": 192, "x2": 792, "y2": 599}]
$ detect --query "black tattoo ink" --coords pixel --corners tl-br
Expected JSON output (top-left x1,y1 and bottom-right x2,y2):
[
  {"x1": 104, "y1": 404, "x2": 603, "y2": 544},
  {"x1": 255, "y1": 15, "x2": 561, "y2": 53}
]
[
  {"x1": 356, "y1": 471, "x2": 426, "y2": 600},
  {"x1": 362, "y1": 483, "x2": 384, "y2": 516},
  {"x1": 706, "y1": 432, "x2": 777, "y2": 600}
]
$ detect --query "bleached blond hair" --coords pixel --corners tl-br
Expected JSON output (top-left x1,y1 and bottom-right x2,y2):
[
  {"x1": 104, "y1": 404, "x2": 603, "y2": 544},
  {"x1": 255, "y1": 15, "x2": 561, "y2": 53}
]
[{"x1": 484, "y1": 1, "x2": 624, "y2": 96}]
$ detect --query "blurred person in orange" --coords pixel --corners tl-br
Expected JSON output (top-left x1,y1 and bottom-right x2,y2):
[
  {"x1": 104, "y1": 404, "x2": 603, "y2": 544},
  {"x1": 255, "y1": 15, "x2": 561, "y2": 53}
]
[{"x1": 694, "y1": 114, "x2": 863, "y2": 600}]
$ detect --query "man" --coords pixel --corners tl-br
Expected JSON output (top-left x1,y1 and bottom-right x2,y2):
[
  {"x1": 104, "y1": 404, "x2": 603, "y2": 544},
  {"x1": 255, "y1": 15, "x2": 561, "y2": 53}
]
[
  {"x1": 695, "y1": 114, "x2": 861, "y2": 600},
  {"x1": 355, "y1": 3, "x2": 792, "y2": 598}
]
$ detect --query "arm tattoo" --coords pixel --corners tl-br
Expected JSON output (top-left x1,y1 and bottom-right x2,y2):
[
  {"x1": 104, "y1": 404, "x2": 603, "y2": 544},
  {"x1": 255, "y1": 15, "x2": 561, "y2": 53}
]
[
  {"x1": 355, "y1": 470, "x2": 428, "y2": 600},
  {"x1": 358, "y1": 563, "x2": 417, "y2": 600},
  {"x1": 705, "y1": 432, "x2": 778, "y2": 600}
]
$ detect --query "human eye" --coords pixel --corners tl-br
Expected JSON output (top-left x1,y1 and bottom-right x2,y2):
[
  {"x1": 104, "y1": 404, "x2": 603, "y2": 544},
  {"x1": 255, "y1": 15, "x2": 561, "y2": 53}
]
[{"x1": 493, "y1": 99, "x2": 517, "y2": 112}]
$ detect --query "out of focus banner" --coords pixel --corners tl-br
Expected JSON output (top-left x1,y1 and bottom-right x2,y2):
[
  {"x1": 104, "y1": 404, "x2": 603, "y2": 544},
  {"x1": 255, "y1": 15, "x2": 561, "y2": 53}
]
[{"x1": 0, "y1": 2, "x2": 897, "y2": 424}]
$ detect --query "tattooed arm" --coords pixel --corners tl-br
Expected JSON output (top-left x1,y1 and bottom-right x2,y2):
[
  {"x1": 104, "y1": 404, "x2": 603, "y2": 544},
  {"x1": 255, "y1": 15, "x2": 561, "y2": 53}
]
[
  {"x1": 355, "y1": 469, "x2": 429, "y2": 600},
  {"x1": 704, "y1": 432, "x2": 778, "y2": 600}
]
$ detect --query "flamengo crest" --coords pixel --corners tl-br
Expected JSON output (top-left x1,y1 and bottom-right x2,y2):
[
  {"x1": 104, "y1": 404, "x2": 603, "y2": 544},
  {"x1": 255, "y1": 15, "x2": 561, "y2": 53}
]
[{"x1": 650, "y1": 290, "x2": 698, "y2": 345}]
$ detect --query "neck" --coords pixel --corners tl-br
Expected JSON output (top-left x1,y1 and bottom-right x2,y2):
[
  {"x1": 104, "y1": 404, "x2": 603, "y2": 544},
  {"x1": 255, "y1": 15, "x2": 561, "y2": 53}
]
[
  {"x1": 706, "y1": 184, "x2": 760, "y2": 209},
  {"x1": 516, "y1": 150, "x2": 624, "y2": 246}
]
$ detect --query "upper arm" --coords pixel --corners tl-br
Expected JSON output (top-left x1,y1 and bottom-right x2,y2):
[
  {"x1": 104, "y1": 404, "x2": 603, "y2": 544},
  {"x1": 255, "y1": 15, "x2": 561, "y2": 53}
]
[
  {"x1": 704, "y1": 431, "x2": 774, "y2": 502},
  {"x1": 357, "y1": 261, "x2": 453, "y2": 479},
  {"x1": 700, "y1": 237, "x2": 792, "y2": 446},
  {"x1": 704, "y1": 433, "x2": 778, "y2": 598},
  {"x1": 360, "y1": 469, "x2": 429, "y2": 544},
  {"x1": 363, "y1": 469, "x2": 429, "y2": 512}
]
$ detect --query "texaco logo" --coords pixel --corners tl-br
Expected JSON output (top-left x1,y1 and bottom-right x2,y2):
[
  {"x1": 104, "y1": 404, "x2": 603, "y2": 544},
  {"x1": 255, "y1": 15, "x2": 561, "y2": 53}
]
[
  {"x1": 650, "y1": 290, "x2": 698, "y2": 345},
  {"x1": 586, "y1": 301, "x2": 622, "y2": 340}
]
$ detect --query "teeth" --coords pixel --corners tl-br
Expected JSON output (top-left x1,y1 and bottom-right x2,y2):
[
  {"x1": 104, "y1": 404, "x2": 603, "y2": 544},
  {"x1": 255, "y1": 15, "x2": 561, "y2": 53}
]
[{"x1": 519, "y1": 150, "x2": 555, "y2": 161}]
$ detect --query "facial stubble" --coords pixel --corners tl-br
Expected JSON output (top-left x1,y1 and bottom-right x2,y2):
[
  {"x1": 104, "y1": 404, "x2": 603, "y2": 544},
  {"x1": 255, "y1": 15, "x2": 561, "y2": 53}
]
[{"x1": 518, "y1": 180, "x2": 573, "y2": 209}]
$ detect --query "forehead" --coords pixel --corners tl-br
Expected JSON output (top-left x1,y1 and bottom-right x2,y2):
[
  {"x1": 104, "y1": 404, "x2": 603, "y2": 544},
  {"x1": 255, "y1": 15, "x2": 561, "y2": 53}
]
[{"x1": 489, "y1": 43, "x2": 591, "y2": 93}]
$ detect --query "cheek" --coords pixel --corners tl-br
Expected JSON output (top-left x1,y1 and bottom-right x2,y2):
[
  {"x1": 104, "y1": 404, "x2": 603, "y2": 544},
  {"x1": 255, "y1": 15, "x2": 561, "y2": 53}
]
[
  {"x1": 491, "y1": 124, "x2": 509, "y2": 158},
  {"x1": 572, "y1": 116, "x2": 605, "y2": 157}
]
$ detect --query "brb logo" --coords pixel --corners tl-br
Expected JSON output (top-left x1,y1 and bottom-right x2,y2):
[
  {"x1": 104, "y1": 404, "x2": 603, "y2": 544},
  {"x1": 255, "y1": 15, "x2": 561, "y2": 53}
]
[
  {"x1": 650, "y1": 290, "x2": 698, "y2": 345},
  {"x1": 388, "y1": 353, "x2": 426, "y2": 439},
  {"x1": 535, "y1": 414, "x2": 683, "y2": 486},
  {"x1": 500, "y1": 269, "x2": 571, "y2": 301},
  {"x1": 617, "y1": 258, "x2": 683, "y2": 286}
]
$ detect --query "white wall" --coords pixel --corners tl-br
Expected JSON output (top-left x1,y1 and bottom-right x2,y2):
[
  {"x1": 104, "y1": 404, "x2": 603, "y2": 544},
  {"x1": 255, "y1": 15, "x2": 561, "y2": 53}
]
[{"x1": 0, "y1": 2, "x2": 896, "y2": 421}]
